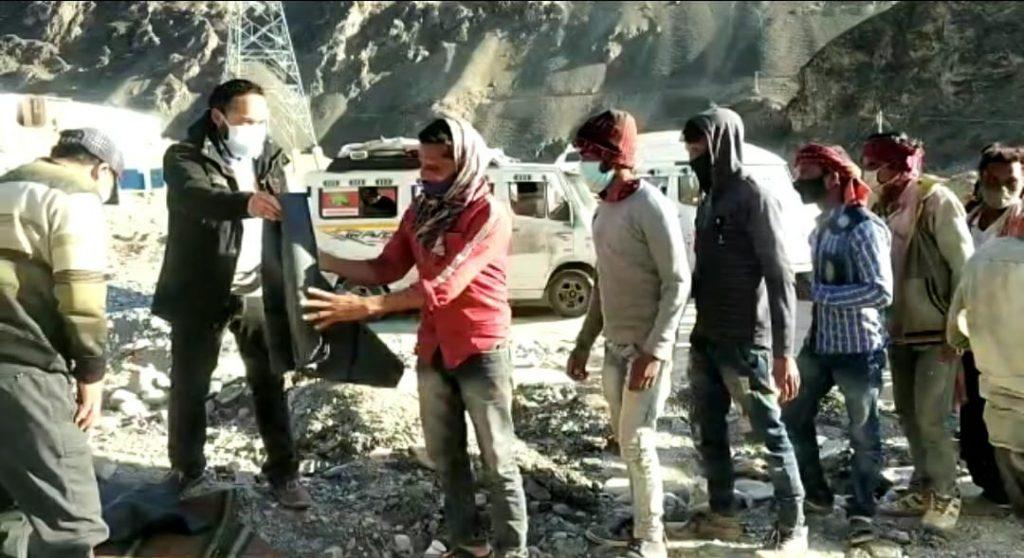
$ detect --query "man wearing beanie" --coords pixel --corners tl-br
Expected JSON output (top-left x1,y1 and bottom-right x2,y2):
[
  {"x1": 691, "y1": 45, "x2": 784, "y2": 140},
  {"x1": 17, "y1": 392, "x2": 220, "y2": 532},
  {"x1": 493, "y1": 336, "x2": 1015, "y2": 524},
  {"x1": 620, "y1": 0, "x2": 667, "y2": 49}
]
[
  {"x1": 567, "y1": 109, "x2": 689, "y2": 558},
  {"x1": 0, "y1": 128, "x2": 123, "y2": 556},
  {"x1": 681, "y1": 107, "x2": 808, "y2": 554}
]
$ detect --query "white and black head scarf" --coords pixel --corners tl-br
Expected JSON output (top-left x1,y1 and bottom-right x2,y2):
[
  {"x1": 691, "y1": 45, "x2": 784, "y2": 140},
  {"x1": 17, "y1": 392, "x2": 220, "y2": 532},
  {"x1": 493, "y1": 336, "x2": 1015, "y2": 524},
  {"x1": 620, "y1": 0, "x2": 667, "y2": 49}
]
[{"x1": 412, "y1": 116, "x2": 493, "y2": 255}]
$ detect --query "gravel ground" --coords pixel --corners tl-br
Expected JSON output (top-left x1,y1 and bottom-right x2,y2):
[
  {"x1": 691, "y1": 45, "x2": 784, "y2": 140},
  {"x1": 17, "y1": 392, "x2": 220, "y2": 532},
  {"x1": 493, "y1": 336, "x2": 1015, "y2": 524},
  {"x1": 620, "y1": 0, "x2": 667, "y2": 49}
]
[{"x1": 88, "y1": 192, "x2": 1024, "y2": 557}]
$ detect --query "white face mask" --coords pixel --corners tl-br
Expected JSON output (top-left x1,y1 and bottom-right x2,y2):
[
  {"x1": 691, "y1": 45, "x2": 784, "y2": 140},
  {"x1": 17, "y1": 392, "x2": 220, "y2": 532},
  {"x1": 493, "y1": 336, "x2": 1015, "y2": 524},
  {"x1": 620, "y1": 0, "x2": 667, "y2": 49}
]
[
  {"x1": 224, "y1": 122, "x2": 267, "y2": 159},
  {"x1": 579, "y1": 161, "x2": 614, "y2": 192}
]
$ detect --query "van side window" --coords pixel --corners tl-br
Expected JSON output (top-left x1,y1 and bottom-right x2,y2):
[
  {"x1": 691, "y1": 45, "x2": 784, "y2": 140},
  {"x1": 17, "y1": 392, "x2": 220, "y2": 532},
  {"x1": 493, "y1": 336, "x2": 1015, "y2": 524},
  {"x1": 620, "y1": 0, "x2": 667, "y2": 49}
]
[
  {"x1": 546, "y1": 180, "x2": 571, "y2": 222},
  {"x1": 678, "y1": 168, "x2": 700, "y2": 205},
  {"x1": 509, "y1": 181, "x2": 547, "y2": 218}
]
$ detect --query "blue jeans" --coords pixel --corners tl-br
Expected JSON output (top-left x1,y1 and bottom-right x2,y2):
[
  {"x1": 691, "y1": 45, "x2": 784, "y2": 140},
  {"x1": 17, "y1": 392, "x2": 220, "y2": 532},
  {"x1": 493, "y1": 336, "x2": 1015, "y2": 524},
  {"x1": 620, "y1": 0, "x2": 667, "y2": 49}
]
[
  {"x1": 688, "y1": 337, "x2": 805, "y2": 529},
  {"x1": 782, "y1": 347, "x2": 884, "y2": 518}
]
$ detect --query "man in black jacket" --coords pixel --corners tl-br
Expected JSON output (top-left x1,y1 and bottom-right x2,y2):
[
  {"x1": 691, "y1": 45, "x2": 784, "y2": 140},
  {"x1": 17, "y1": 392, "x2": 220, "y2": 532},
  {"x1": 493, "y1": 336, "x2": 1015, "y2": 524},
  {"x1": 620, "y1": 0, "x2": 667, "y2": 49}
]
[{"x1": 152, "y1": 79, "x2": 310, "y2": 509}]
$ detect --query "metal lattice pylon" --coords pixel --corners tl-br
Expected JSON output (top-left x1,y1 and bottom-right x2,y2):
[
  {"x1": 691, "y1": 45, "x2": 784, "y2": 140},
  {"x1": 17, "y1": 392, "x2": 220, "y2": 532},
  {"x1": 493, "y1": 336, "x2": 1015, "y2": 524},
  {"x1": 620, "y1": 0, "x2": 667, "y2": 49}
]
[{"x1": 224, "y1": 1, "x2": 317, "y2": 151}]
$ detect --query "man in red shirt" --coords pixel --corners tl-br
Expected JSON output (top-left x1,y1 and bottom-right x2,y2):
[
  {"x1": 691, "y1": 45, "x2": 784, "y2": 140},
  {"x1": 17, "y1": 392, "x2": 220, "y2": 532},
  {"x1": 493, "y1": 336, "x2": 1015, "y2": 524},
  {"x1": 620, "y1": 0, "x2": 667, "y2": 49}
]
[{"x1": 305, "y1": 117, "x2": 526, "y2": 558}]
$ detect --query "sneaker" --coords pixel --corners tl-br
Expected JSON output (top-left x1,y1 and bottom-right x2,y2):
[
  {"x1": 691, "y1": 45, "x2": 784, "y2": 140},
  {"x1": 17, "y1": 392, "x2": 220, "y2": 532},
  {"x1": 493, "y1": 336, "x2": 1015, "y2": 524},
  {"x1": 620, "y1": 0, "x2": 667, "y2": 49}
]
[
  {"x1": 804, "y1": 494, "x2": 834, "y2": 515},
  {"x1": 846, "y1": 516, "x2": 876, "y2": 547},
  {"x1": 617, "y1": 539, "x2": 667, "y2": 558},
  {"x1": 670, "y1": 511, "x2": 743, "y2": 542},
  {"x1": 585, "y1": 516, "x2": 633, "y2": 547},
  {"x1": 879, "y1": 490, "x2": 930, "y2": 517},
  {"x1": 921, "y1": 495, "x2": 961, "y2": 532},
  {"x1": 270, "y1": 477, "x2": 313, "y2": 510},
  {"x1": 760, "y1": 525, "x2": 808, "y2": 556}
]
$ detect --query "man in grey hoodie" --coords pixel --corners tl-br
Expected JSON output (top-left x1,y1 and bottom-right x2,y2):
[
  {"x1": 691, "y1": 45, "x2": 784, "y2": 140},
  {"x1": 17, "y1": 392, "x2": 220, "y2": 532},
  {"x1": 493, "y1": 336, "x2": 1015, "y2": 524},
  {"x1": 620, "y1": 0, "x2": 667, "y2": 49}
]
[
  {"x1": 568, "y1": 109, "x2": 689, "y2": 558},
  {"x1": 681, "y1": 107, "x2": 807, "y2": 553}
]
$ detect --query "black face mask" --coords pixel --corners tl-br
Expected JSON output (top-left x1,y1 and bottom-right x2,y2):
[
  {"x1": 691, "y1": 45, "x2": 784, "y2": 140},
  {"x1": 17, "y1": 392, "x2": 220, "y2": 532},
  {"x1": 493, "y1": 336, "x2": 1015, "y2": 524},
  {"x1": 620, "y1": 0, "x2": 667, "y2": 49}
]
[
  {"x1": 793, "y1": 177, "x2": 827, "y2": 205},
  {"x1": 689, "y1": 153, "x2": 713, "y2": 192}
]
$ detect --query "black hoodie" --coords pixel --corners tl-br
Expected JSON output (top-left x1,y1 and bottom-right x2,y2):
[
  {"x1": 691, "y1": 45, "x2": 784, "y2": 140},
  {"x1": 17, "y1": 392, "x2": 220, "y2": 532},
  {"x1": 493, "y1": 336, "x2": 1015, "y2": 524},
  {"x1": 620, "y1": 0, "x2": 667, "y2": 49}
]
[{"x1": 687, "y1": 108, "x2": 796, "y2": 357}]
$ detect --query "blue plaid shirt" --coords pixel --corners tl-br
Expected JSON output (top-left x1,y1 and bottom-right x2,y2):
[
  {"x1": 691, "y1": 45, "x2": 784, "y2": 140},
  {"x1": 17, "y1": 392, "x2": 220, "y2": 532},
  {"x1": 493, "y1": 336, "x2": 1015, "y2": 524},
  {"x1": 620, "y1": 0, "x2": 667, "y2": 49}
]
[{"x1": 810, "y1": 206, "x2": 894, "y2": 354}]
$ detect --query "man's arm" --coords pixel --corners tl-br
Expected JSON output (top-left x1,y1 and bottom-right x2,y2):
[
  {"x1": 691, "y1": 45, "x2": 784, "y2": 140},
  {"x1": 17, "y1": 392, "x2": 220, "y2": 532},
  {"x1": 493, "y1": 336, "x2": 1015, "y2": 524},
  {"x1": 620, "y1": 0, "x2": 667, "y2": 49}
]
[
  {"x1": 320, "y1": 215, "x2": 417, "y2": 286},
  {"x1": 164, "y1": 144, "x2": 252, "y2": 221},
  {"x1": 48, "y1": 192, "x2": 107, "y2": 384},
  {"x1": 305, "y1": 201, "x2": 510, "y2": 327},
  {"x1": 946, "y1": 272, "x2": 972, "y2": 352},
  {"x1": 574, "y1": 279, "x2": 604, "y2": 352},
  {"x1": 640, "y1": 199, "x2": 690, "y2": 361},
  {"x1": 932, "y1": 189, "x2": 974, "y2": 301},
  {"x1": 748, "y1": 190, "x2": 797, "y2": 358},
  {"x1": 813, "y1": 220, "x2": 894, "y2": 309}
]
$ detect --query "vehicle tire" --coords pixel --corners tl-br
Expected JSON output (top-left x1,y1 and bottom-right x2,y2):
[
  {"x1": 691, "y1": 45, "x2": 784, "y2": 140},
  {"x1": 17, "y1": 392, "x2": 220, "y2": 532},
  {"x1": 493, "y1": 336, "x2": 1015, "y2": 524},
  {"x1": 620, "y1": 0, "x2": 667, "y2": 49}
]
[{"x1": 546, "y1": 268, "x2": 593, "y2": 318}]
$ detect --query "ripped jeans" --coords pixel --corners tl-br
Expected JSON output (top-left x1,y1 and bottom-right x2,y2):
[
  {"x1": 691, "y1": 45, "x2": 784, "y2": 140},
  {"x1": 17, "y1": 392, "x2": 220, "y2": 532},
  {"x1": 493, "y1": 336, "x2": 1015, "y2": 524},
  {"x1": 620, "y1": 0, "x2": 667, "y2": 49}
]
[{"x1": 602, "y1": 342, "x2": 672, "y2": 543}]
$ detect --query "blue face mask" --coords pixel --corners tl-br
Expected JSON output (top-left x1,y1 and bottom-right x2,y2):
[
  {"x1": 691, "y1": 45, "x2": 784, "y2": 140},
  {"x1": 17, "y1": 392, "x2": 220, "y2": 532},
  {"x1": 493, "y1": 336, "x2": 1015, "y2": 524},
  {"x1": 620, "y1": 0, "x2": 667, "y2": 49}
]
[
  {"x1": 420, "y1": 179, "x2": 452, "y2": 197},
  {"x1": 579, "y1": 161, "x2": 614, "y2": 192}
]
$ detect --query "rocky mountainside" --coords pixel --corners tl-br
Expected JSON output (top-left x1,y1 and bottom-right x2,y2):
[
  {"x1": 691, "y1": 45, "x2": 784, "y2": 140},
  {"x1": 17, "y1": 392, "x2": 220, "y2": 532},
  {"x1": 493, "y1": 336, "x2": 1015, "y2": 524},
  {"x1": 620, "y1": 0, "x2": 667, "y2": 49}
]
[
  {"x1": 0, "y1": 1, "x2": 891, "y2": 157},
  {"x1": 787, "y1": 1, "x2": 1024, "y2": 170}
]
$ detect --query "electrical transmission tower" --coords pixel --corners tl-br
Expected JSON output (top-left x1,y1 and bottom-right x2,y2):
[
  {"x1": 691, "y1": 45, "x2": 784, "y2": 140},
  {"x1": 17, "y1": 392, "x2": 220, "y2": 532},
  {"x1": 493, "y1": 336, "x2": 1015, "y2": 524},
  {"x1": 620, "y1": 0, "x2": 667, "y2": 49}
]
[{"x1": 224, "y1": 1, "x2": 318, "y2": 151}]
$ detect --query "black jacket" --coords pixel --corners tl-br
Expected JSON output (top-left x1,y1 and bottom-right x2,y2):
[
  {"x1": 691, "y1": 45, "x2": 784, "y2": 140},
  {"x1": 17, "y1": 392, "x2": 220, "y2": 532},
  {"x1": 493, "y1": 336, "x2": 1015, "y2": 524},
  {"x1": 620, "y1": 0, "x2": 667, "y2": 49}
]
[{"x1": 152, "y1": 113, "x2": 288, "y2": 325}]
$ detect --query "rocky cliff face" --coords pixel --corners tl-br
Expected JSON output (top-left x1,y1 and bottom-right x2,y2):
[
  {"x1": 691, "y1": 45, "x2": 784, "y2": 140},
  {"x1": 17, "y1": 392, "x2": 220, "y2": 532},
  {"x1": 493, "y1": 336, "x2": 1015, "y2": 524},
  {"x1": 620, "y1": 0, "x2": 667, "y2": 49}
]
[
  {"x1": 0, "y1": 1, "x2": 890, "y2": 157},
  {"x1": 787, "y1": 1, "x2": 1024, "y2": 170}
]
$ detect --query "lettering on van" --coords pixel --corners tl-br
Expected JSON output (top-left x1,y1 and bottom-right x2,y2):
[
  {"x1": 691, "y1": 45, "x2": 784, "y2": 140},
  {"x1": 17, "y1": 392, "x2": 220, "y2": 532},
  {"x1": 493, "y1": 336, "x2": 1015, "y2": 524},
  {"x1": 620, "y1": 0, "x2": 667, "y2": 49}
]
[{"x1": 325, "y1": 229, "x2": 396, "y2": 245}]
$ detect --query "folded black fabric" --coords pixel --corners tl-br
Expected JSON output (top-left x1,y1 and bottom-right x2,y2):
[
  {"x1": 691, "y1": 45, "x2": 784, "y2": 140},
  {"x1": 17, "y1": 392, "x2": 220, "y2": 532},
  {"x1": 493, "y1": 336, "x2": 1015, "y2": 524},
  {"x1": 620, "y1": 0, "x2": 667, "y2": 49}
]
[{"x1": 262, "y1": 193, "x2": 404, "y2": 387}]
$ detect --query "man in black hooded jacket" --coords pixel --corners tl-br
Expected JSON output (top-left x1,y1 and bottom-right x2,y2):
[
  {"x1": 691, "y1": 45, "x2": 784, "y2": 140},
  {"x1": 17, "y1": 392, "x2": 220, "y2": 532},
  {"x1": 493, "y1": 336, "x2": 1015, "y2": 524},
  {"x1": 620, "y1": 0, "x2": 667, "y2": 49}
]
[
  {"x1": 680, "y1": 107, "x2": 807, "y2": 553},
  {"x1": 152, "y1": 79, "x2": 309, "y2": 509}
]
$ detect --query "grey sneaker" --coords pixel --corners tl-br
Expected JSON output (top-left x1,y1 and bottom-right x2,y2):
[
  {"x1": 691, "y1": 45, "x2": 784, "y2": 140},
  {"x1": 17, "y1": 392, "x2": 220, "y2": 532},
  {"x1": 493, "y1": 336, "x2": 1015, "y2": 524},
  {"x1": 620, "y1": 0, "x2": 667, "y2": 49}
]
[
  {"x1": 618, "y1": 539, "x2": 667, "y2": 558},
  {"x1": 585, "y1": 516, "x2": 634, "y2": 547}
]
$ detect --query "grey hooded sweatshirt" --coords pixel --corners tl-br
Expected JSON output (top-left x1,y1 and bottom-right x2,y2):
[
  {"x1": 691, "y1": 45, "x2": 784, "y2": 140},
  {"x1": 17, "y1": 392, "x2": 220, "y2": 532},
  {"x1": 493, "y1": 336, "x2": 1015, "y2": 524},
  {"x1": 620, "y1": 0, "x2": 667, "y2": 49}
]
[{"x1": 687, "y1": 108, "x2": 796, "y2": 357}]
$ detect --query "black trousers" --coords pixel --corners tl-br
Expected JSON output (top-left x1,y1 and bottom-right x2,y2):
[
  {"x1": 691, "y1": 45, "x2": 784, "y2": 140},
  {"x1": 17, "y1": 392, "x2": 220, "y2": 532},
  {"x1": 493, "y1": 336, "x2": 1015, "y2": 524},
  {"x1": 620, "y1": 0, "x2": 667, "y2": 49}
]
[
  {"x1": 168, "y1": 295, "x2": 298, "y2": 482},
  {"x1": 960, "y1": 351, "x2": 1009, "y2": 503}
]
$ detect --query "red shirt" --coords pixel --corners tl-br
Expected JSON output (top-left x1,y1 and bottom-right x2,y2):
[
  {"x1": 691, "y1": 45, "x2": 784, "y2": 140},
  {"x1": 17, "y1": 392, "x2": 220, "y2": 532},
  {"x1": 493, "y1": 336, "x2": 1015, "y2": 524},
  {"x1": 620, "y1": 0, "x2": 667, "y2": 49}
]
[{"x1": 369, "y1": 196, "x2": 512, "y2": 369}]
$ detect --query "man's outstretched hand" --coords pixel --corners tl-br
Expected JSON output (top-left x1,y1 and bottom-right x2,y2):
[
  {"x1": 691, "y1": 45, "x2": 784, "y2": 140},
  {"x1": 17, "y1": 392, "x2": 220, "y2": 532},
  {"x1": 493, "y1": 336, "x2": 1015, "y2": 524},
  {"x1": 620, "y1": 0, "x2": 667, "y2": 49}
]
[{"x1": 302, "y1": 287, "x2": 379, "y2": 330}]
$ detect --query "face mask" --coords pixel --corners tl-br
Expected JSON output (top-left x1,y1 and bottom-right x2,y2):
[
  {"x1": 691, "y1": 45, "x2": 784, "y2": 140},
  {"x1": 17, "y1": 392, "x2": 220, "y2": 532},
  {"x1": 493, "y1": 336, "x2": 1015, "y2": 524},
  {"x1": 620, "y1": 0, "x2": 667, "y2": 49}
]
[
  {"x1": 980, "y1": 183, "x2": 1018, "y2": 210},
  {"x1": 689, "y1": 153, "x2": 713, "y2": 191},
  {"x1": 579, "y1": 161, "x2": 614, "y2": 192},
  {"x1": 793, "y1": 177, "x2": 827, "y2": 205},
  {"x1": 224, "y1": 122, "x2": 267, "y2": 159},
  {"x1": 420, "y1": 179, "x2": 452, "y2": 197}
]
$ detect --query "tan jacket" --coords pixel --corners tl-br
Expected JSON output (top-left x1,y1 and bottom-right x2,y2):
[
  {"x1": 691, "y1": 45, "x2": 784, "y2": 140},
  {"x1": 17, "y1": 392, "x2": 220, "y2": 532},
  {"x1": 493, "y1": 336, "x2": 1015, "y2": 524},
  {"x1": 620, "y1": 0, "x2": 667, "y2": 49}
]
[
  {"x1": 884, "y1": 177, "x2": 973, "y2": 345},
  {"x1": 0, "y1": 159, "x2": 107, "y2": 382},
  {"x1": 949, "y1": 237, "x2": 1024, "y2": 452}
]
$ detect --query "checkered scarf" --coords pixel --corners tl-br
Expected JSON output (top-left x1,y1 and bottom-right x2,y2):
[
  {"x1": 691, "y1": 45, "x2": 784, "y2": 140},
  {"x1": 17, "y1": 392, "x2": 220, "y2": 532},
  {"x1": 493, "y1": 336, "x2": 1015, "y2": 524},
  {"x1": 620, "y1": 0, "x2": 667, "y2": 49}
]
[{"x1": 412, "y1": 117, "x2": 493, "y2": 255}]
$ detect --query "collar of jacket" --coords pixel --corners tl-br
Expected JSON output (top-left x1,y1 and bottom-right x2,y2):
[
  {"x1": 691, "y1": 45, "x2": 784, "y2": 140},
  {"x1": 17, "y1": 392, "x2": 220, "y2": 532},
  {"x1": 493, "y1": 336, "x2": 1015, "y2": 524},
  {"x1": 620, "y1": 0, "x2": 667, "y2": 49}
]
[
  {"x1": 185, "y1": 112, "x2": 290, "y2": 191},
  {"x1": 0, "y1": 158, "x2": 103, "y2": 199}
]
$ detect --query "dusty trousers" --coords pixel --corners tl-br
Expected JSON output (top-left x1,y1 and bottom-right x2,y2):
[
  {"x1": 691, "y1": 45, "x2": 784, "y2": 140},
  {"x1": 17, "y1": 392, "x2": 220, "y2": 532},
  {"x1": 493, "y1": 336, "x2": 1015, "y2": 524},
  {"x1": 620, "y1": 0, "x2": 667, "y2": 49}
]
[
  {"x1": 0, "y1": 363, "x2": 108, "y2": 558},
  {"x1": 889, "y1": 344, "x2": 958, "y2": 498},
  {"x1": 601, "y1": 342, "x2": 671, "y2": 542},
  {"x1": 417, "y1": 347, "x2": 527, "y2": 558}
]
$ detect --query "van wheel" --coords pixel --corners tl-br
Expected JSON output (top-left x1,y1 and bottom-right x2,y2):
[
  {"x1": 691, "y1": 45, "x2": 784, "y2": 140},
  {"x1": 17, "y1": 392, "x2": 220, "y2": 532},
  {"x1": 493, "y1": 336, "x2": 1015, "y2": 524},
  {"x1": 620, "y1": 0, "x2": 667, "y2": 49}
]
[{"x1": 546, "y1": 269, "x2": 593, "y2": 318}]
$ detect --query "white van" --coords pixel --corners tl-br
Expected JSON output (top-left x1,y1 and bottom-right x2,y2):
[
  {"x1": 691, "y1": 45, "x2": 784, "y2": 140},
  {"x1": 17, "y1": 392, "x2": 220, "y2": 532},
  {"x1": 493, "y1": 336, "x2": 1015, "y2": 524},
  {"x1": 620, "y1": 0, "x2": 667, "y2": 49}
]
[
  {"x1": 555, "y1": 131, "x2": 817, "y2": 275},
  {"x1": 306, "y1": 138, "x2": 599, "y2": 317}
]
